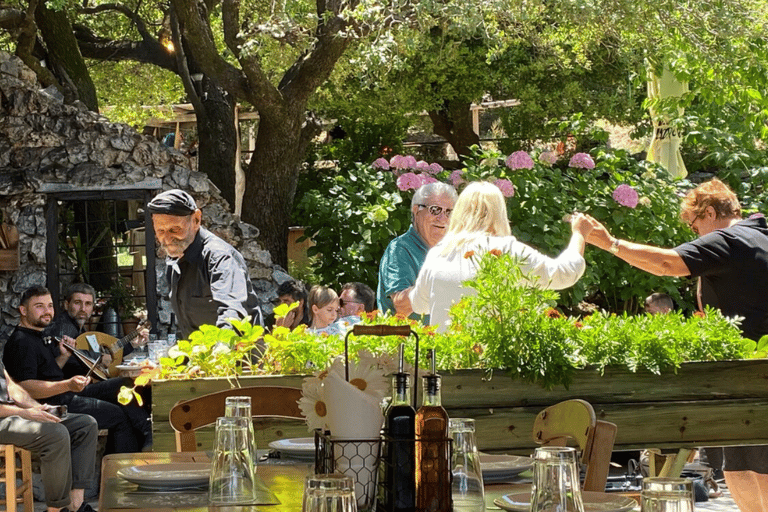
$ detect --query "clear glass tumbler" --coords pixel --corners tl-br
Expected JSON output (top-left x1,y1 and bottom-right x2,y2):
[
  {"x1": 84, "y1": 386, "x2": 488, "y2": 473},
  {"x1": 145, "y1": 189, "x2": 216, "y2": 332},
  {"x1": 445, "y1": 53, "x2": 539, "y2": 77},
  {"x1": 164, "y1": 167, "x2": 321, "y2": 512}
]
[
  {"x1": 302, "y1": 473, "x2": 358, "y2": 512},
  {"x1": 449, "y1": 418, "x2": 485, "y2": 512},
  {"x1": 641, "y1": 477, "x2": 694, "y2": 512},
  {"x1": 209, "y1": 416, "x2": 257, "y2": 504},
  {"x1": 530, "y1": 446, "x2": 585, "y2": 512},
  {"x1": 225, "y1": 395, "x2": 258, "y2": 462}
]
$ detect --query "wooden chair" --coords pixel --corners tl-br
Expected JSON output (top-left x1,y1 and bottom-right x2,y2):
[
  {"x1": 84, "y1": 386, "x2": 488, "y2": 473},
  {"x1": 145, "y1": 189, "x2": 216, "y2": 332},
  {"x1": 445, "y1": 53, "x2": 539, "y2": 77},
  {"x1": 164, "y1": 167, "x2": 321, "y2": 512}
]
[
  {"x1": 169, "y1": 385, "x2": 304, "y2": 452},
  {"x1": 532, "y1": 399, "x2": 617, "y2": 492},
  {"x1": 0, "y1": 444, "x2": 34, "y2": 512}
]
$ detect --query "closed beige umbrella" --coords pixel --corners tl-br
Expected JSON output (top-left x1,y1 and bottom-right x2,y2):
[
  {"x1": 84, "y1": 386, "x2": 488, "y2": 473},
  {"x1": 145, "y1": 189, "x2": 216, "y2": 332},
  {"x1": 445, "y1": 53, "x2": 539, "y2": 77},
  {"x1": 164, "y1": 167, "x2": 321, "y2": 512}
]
[{"x1": 646, "y1": 61, "x2": 689, "y2": 179}]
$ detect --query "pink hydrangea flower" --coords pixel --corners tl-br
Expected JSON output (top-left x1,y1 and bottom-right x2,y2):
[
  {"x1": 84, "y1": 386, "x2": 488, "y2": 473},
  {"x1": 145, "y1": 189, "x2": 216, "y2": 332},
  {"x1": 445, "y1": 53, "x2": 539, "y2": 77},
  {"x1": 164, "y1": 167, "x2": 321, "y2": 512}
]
[
  {"x1": 749, "y1": 212, "x2": 765, "y2": 219},
  {"x1": 396, "y1": 172, "x2": 422, "y2": 191},
  {"x1": 568, "y1": 153, "x2": 595, "y2": 169},
  {"x1": 505, "y1": 151, "x2": 534, "y2": 170},
  {"x1": 449, "y1": 170, "x2": 466, "y2": 186},
  {"x1": 422, "y1": 175, "x2": 438, "y2": 185},
  {"x1": 612, "y1": 184, "x2": 639, "y2": 208},
  {"x1": 539, "y1": 151, "x2": 558, "y2": 165},
  {"x1": 390, "y1": 155, "x2": 407, "y2": 169},
  {"x1": 416, "y1": 160, "x2": 431, "y2": 171},
  {"x1": 428, "y1": 162, "x2": 444, "y2": 174},
  {"x1": 494, "y1": 179, "x2": 515, "y2": 198},
  {"x1": 372, "y1": 157, "x2": 389, "y2": 170},
  {"x1": 403, "y1": 155, "x2": 418, "y2": 169}
]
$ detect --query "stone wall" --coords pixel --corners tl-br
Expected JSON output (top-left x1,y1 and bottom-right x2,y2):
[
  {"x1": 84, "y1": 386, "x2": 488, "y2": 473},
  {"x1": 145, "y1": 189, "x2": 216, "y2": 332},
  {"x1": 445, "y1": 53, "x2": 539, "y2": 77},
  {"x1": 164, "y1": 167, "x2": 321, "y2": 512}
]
[{"x1": 0, "y1": 52, "x2": 288, "y2": 336}]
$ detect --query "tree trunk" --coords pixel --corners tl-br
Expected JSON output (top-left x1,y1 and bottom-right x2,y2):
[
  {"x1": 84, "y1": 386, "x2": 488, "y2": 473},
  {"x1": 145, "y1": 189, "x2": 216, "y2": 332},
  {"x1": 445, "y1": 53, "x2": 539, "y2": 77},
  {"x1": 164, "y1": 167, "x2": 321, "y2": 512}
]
[
  {"x1": 35, "y1": 3, "x2": 98, "y2": 111},
  {"x1": 196, "y1": 77, "x2": 238, "y2": 211},
  {"x1": 427, "y1": 99, "x2": 479, "y2": 158},
  {"x1": 241, "y1": 112, "x2": 317, "y2": 269}
]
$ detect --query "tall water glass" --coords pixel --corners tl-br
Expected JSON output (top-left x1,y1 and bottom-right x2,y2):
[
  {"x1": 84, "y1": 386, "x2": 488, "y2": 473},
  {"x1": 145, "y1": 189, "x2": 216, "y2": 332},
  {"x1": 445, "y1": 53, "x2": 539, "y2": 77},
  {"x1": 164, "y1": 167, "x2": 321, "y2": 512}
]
[
  {"x1": 449, "y1": 418, "x2": 485, "y2": 512},
  {"x1": 530, "y1": 446, "x2": 585, "y2": 512},
  {"x1": 225, "y1": 395, "x2": 257, "y2": 463},
  {"x1": 303, "y1": 474, "x2": 358, "y2": 512},
  {"x1": 209, "y1": 417, "x2": 257, "y2": 504},
  {"x1": 641, "y1": 477, "x2": 694, "y2": 512}
]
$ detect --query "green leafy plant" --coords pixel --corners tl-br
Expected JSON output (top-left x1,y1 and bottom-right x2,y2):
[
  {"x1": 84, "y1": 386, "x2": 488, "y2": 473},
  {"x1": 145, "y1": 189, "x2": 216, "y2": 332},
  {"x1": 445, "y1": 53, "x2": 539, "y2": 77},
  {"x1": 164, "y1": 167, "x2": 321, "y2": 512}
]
[{"x1": 450, "y1": 252, "x2": 752, "y2": 389}]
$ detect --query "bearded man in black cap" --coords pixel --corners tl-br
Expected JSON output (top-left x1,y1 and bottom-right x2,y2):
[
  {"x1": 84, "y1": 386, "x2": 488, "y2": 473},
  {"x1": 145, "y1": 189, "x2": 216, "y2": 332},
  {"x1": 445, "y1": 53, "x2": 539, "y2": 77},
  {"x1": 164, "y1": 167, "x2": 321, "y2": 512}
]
[{"x1": 147, "y1": 189, "x2": 263, "y2": 338}]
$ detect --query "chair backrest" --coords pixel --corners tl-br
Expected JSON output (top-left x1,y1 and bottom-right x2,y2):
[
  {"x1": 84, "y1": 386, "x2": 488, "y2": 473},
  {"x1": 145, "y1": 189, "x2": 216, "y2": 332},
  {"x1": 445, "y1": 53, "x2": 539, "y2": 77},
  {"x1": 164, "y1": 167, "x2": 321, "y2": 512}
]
[
  {"x1": 532, "y1": 399, "x2": 617, "y2": 492},
  {"x1": 169, "y1": 385, "x2": 304, "y2": 452}
]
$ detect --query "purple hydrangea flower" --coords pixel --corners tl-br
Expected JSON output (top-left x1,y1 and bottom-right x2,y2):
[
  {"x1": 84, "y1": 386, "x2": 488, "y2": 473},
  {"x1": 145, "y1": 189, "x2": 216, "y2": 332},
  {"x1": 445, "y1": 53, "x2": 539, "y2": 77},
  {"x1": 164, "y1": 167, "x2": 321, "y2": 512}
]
[
  {"x1": 428, "y1": 162, "x2": 444, "y2": 174},
  {"x1": 539, "y1": 151, "x2": 558, "y2": 165},
  {"x1": 372, "y1": 157, "x2": 390, "y2": 170},
  {"x1": 396, "y1": 172, "x2": 422, "y2": 191},
  {"x1": 495, "y1": 179, "x2": 515, "y2": 198},
  {"x1": 568, "y1": 152, "x2": 595, "y2": 169},
  {"x1": 612, "y1": 184, "x2": 639, "y2": 208},
  {"x1": 390, "y1": 155, "x2": 407, "y2": 169},
  {"x1": 449, "y1": 170, "x2": 466, "y2": 186},
  {"x1": 505, "y1": 151, "x2": 535, "y2": 170}
]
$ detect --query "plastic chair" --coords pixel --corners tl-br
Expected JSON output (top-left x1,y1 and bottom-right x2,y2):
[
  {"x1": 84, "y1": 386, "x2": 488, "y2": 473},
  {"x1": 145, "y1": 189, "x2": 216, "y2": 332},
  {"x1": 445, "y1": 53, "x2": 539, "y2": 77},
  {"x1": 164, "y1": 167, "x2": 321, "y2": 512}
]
[
  {"x1": 532, "y1": 399, "x2": 617, "y2": 492},
  {"x1": 0, "y1": 444, "x2": 34, "y2": 512},
  {"x1": 169, "y1": 385, "x2": 304, "y2": 451}
]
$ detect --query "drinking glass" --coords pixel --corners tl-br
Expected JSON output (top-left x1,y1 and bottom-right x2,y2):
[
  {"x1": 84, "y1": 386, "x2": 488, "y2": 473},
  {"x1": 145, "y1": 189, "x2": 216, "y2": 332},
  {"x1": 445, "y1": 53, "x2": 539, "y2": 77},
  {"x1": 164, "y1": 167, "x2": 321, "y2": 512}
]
[
  {"x1": 302, "y1": 473, "x2": 358, "y2": 512},
  {"x1": 449, "y1": 418, "x2": 485, "y2": 512},
  {"x1": 641, "y1": 477, "x2": 694, "y2": 512},
  {"x1": 530, "y1": 446, "x2": 585, "y2": 512},
  {"x1": 147, "y1": 341, "x2": 165, "y2": 363},
  {"x1": 209, "y1": 417, "x2": 257, "y2": 504},
  {"x1": 224, "y1": 395, "x2": 258, "y2": 463}
]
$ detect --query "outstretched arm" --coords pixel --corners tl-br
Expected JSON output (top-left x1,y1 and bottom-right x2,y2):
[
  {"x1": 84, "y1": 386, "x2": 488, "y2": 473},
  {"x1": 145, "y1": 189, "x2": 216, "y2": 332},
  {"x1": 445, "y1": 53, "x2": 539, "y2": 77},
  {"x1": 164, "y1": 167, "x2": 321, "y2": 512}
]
[{"x1": 584, "y1": 215, "x2": 691, "y2": 277}]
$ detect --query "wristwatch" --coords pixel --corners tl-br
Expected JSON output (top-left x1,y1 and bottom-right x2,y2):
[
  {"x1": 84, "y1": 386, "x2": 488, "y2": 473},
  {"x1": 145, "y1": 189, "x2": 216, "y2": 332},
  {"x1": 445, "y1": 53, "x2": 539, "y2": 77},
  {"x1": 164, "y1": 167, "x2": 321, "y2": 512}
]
[{"x1": 609, "y1": 238, "x2": 620, "y2": 255}]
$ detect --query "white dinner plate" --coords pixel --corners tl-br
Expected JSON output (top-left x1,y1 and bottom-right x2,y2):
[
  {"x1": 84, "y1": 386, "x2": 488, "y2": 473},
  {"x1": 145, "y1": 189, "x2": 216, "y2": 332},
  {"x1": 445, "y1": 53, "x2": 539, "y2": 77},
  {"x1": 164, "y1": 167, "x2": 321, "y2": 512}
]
[
  {"x1": 494, "y1": 491, "x2": 637, "y2": 512},
  {"x1": 480, "y1": 453, "x2": 533, "y2": 479},
  {"x1": 268, "y1": 437, "x2": 317, "y2": 459},
  {"x1": 117, "y1": 463, "x2": 211, "y2": 489}
]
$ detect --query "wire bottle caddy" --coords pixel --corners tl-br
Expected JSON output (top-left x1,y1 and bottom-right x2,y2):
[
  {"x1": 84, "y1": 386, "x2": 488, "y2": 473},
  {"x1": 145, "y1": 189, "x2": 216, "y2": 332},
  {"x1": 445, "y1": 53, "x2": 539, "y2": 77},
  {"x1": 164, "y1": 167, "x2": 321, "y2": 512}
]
[{"x1": 312, "y1": 324, "x2": 454, "y2": 512}]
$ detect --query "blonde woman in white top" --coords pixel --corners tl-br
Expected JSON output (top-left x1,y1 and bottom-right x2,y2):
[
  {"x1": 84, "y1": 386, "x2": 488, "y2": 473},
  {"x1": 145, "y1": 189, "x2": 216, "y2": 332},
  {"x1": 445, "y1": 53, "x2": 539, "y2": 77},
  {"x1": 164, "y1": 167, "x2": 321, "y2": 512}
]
[{"x1": 409, "y1": 181, "x2": 593, "y2": 331}]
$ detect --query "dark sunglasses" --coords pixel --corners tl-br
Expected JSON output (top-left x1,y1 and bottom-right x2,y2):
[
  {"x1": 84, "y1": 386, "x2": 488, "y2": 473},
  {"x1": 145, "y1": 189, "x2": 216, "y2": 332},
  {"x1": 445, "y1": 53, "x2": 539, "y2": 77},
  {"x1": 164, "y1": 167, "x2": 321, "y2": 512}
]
[
  {"x1": 418, "y1": 204, "x2": 452, "y2": 217},
  {"x1": 338, "y1": 299, "x2": 363, "y2": 308}
]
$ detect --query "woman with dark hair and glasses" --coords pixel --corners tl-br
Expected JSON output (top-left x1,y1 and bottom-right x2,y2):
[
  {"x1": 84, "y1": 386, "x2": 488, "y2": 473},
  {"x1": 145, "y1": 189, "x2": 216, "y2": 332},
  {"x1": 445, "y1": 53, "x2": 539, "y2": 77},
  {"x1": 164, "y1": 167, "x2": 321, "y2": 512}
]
[{"x1": 410, "y1": 181, "x2": 592, "y2": 332}]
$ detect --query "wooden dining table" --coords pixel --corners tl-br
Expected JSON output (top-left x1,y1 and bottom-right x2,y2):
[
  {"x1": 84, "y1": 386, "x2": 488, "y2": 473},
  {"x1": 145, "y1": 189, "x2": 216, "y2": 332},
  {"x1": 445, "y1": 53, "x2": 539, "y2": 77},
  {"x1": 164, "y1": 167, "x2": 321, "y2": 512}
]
[{"x1": 99, "y1": 451, "x2": 530, "y2": 511}]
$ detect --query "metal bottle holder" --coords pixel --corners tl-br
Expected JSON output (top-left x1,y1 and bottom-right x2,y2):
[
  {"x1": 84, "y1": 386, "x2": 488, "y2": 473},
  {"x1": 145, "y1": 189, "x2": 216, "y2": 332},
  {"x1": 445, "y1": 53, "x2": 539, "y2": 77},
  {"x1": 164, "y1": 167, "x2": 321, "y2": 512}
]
[{"x1": 313, "y1": 324, "x2": 452, "y2": 512}]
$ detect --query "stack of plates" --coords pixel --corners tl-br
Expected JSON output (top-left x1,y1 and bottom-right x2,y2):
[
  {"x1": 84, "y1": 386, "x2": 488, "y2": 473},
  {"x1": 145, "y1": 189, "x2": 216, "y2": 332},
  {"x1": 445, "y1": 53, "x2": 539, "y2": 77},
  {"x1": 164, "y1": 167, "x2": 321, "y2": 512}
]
[
  {"x1": 480, "y1": 454, "x2": 534, "y2": 483},
  {"x1": 268, "y1": 438, "x2": 317, "y2": 461},
  {"x1": 117, "y1": 463, "x2": 211, "y2": 490}
]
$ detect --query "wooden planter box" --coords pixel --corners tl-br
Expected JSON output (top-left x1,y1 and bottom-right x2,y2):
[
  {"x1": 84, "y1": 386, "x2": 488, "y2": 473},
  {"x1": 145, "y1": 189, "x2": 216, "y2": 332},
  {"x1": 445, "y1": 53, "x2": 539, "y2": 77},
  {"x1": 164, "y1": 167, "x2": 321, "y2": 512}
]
[{"x1": 152, "y1": 359, "x2": 768, "y2": 453}]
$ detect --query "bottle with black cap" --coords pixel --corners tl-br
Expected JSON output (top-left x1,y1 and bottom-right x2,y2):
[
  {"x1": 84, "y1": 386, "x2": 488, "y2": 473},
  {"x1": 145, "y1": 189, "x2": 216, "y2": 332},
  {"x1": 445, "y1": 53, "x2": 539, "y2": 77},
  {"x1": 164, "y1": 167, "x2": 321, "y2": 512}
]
[
  {"x1": 415, "y1": 349, "x2": 451, "y2": 511},
  {"x1": 383, "y1": 343, "x2": 416, "y2": 512}
]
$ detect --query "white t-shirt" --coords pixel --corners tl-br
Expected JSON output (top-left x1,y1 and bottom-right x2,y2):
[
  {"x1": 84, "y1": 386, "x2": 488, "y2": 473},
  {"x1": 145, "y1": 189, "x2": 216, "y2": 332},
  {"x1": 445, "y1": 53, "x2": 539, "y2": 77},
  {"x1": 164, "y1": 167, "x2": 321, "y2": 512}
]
[{"x1": 409, "y1": 235, "x2": 586, "y2": 332}]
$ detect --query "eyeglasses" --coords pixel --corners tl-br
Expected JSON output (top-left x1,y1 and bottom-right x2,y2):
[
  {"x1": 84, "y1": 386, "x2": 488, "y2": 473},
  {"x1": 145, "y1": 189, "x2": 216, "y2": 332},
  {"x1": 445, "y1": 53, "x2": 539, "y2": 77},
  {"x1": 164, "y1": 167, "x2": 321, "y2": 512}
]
[
  {"x1": 338, "y1": 299, "x2": 363, "y2": 308},
  {"x1": 418, "y1": 204, "x2": 452, "y2": 218},
  {"x1": 687, "y1": 214, "x2": 704, "y2": 235}
]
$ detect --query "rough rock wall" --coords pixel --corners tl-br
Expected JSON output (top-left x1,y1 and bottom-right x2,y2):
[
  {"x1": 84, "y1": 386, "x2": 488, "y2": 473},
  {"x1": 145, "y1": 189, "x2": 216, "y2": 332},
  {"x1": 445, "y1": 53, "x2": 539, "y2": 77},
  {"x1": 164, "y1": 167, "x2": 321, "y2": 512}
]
[{"x1": 0, "y1": 52, "x2": 289, "y2": 335}]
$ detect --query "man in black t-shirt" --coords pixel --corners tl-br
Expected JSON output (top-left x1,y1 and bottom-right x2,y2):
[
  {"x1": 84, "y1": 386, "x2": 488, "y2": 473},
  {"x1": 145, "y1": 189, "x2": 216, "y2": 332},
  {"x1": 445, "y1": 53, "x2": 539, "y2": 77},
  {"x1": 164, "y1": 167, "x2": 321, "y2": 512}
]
[
  {"x1": 3, "y1": 286, "x2": 151, "y2": 453},
  {"x1": 584, "y1": 178, "x2": 768, "y2": 511},
  {"x1": 43, "y1": 283, "x2": 147, "y2": 379}
]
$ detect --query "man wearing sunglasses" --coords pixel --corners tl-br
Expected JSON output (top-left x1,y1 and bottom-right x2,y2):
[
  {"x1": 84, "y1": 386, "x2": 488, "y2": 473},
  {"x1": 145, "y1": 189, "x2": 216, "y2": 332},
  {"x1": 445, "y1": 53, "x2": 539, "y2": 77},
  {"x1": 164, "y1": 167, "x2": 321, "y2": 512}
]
[
  {"x1": 377, "y1": 182, "x2": 458, "y2": 319},
  {"x1": 583, "y1": 178, "x2": 768, "y2": 511}
]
